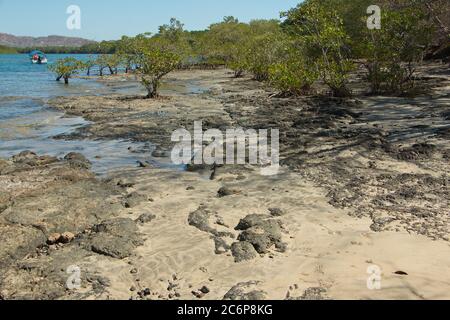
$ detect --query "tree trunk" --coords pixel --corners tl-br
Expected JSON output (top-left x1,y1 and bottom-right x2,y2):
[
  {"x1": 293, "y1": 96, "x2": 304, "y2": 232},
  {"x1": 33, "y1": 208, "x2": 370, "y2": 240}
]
[
  {"x1": 144, "y1": 79, "x2": 159, "y2": 99},
  {"x1": 56, "y1": 75, "x2": 62, "y2": 81},
  {"x1": 87, "y1": 67, "x2": 91, "y2": 76},
  {"x1": 64, "y1": 77, "x2": 69, "y2": 85},
  {"x1": 109, "y1": 67, "x2": 114, "y2": 75}
]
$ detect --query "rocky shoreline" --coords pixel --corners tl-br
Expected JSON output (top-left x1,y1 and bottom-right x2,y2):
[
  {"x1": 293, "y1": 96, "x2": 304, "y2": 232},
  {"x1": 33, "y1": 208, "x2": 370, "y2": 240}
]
[{"x1": 1, "y1": 64, "x2": 449, "y2": 300}]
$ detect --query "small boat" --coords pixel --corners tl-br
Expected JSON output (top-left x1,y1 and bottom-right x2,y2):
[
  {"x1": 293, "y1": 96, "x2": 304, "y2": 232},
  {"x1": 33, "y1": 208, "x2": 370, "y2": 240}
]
[{"x1": 29, "y1": 50, "x2": 48, "y2": 64}]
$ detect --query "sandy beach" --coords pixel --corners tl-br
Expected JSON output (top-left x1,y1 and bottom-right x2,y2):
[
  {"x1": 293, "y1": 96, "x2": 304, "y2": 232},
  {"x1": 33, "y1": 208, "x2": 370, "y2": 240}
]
[{"x1": 0, "y1": 63, "x2": 449, "y2": 300}]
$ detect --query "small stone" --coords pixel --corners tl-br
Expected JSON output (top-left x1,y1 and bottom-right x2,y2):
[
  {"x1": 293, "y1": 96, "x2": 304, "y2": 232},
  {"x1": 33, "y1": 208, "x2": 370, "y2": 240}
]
[
  {"x1": 117, "y1": 180, "x2": 134, "y2": 188},
  {"x1": 47, "y1": 233, "x2": 61, "y2": 245},
  {"x1": 152, "y1": 148, "x2": 169, "y2": 158},
  {"x1": 130, "y1": 268, "x2": 138, "y2": 274},
  {"x1": 130, "y1": 286, "x2": 136, "y2": 292},
  {"x1": 218, "y1": 187, "x2": 241, "y2": 198},
  {"x1": 192, "y1": 291, "x2": 205, "y2": 299},
  {"x1": 269, "y1": 208, "x2": 286, "y2": 217},
  {"x1": 200, "y1": 286, "x2": 210, "y2": 294},
  {"x1": 138, "y1": 161, "x2": 150, "y2": 168},
  {"x1": 135, "y1": 213, "x2": 156, "y2": 225},
  {"x1": 60, "y1": 232, "x2": 75, "y2": 244}
]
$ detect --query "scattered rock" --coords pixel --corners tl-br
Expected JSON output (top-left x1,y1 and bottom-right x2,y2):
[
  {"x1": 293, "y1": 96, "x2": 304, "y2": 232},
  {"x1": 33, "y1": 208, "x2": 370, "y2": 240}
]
[
  {"x1": 137, "y1": 161, "x2": 151, "y2": 168},
  {"x1": 288, "y1": 287, "x2": 329, "y2": 300},
  {"x1": 200, "y1": 286, "x2": 210, "y2": 294},
  {"x1": 135, "y1": 213, "x2": 156, "y2": 225},
  {"x1": 60, "y1": 232, "x2": 75, "y2": 244},
  {"x1": 12, "y1": 151, "x2": 37, "y2": 163},
  {"x1": 152, "y1": 148, "x2": 170, "y2": 158},
  {"x1": 138, "y1": 288, "x2": 151, "y2": 298},
  {"x1": 213, "y1": 236, "x2": 231, "y2": 254},
  {"x1": 11, "y1": 151, "x2": 58, "y2": 167},
  {"x1": 231, "y1": 241, "x2": 258, "y2": 262},
  {"x1": 47, "y1": 233, "x2": 62, "y2": 245},
  {"x1": 394, "y1": 271, "x2": 408, "y2": 276},
  {"x1": 223, "y1": 281, "x2": 267, "y2": 300},
  {"x1": 192, "y1": 291, "x2": 205, "y2": 299},
  {"x1": 218, "y1": 187, "x2": 241, "y2": 198},
  {"x1": 117, "y1": 180, "x2": 134, "y2": 188},
  {"x1": 269, "y1": 208, "x2": 286, "y2": 217},
  {"x1": 88, "y1": 218, "x2": 143, "y2": 259},
  {"x1": 90, "y1": 235, "x2": 136, "y2": 259},
  {"x1": 124, "y1": 192, "x2": 148, "y2": 208},
  {"x1": 235, "y1": 214, "x2": 272, "y2": 231},
  {"x1": 188, "y1": 206, "x2": 213, "y2": 234},
  {"x1": 236, "y1": 215, "x2": 285, "y2": 254},
  {"x1": 64, "y1": 152, "x2": 91, "y2": 169}
]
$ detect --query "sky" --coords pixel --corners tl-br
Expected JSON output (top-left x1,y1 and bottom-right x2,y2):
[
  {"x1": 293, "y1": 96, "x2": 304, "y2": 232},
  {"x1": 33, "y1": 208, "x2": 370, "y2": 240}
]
[{"x1": 0, "y1": 0, "x2": 302, "y2": 41}]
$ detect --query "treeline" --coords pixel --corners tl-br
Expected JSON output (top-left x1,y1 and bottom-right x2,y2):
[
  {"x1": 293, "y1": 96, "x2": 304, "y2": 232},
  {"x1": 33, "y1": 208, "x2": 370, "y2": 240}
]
[
  {"x1": 0, "y1": 45, "x2": 18, "y2": 54},
  {"x1": 16, "y1": 41, "x2": 118, "y2": 54},
  {"x1": 49, "y1": 0, "x2": 449, "y2": 97}
]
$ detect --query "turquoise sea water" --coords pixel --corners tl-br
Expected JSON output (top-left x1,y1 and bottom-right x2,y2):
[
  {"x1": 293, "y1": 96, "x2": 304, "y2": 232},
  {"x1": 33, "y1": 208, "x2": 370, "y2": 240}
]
[
  {"x1": 0, "y1": 54, "x2": 163, "y2": 174},
  {"x1": 0, "y1": 54, "x2": 102, "y2": 97}
]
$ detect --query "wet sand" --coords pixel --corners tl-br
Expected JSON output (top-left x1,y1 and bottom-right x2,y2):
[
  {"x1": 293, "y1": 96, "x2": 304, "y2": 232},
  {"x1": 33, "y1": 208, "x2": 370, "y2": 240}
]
[{"x1": 0, "y1": 63, "x2": 449, "y2": 300}]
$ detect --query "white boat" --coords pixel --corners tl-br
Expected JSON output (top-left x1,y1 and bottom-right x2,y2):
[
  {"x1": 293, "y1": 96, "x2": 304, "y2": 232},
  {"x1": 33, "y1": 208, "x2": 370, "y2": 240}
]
[{"x1": 30, "y1": 50, "x2": 48, "y2": 64}]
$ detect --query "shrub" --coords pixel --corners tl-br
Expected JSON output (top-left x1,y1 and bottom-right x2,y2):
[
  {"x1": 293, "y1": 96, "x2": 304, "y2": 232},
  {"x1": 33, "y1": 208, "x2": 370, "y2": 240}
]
[
  {"x1": 48, "y1": 57, "x2": 82, "y2": 84},
  {"x1": 282, "y1": 0, "x2": 354, "y2": 97},
  {"x1": 269, "y1": 44, "x2": 318, "y2": 95},
  {"x1": 134, "y1": 37, "x2": 181, "y2": 98},
  {"x1": 361, "y1": 6, "x2": 434, "y2": 93}
]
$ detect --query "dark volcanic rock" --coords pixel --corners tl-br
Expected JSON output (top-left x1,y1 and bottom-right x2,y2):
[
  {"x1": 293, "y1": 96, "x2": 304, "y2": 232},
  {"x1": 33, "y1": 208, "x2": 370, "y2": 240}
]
[
  {"x1": 124, "y1": 192, "x2": 148, "y2": 208},
  {"x1": 218, "y1": 186, "x2": 241, "y2": 198},
  {"x1": 135, "y1": 213, "x2": 156, "y2": 225},
  {"x1": 269, "y1": 208, "x2": 286, "y2": 217},
  {"x1": 188, "y1": 206, "x2": 213, "y2": 234},
  {"x1": 287, "y1": 287, "x2": 329, "y2": 300},
  {"x1": 11, "y1": 151, "x2": 58, "y2": 167},
  {"x1": 64, "y1": 152, "x2": 92, "y2": 169},
  {"x1": 87, "y1": 218, "x2": 143, "y2": 259},
  {"x1": 236, "y1": 215, "x2": 285, "y2": 254},
  {"x1": 90, "y1": 234, "x2": 136, "y2": 259},
  {"x1": 235, "y1": 214, "x2": 272, "y2": 231},
  {"x1": 0, "y1": 223, "x2": 47, "y2": 268},
  {"x1": 223, "y1": 281, "x2": 267, "y2": 300},
  {"x1": 231, "y1": 242, "x2": 258, "y2": 262}
]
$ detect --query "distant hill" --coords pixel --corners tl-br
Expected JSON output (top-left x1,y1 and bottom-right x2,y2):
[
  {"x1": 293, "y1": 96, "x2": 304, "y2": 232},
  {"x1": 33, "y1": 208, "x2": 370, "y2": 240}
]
[{"x1": 0, "y1": 33, "x2": 96, "y2": 48}]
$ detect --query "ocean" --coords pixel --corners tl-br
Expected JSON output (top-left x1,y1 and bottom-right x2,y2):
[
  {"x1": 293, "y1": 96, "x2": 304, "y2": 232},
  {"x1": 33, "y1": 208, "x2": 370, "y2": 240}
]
[{"x1": 0, "y1": 54, "x2": 155, "y2": 174}]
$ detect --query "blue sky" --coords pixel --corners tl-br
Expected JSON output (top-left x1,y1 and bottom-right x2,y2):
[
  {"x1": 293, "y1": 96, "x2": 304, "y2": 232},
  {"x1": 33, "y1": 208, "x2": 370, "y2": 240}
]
[{"x1": 0, "y1": 0, "x2": 302, "y2": 41}]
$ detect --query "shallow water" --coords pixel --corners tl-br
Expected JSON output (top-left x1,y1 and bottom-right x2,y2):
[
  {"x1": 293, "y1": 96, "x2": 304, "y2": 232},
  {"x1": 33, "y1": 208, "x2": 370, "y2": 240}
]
[
  {"x1": 0, "y1": 98, "x2": 175, "y2": 174},
  {"x1": 0, "y1": 54, "x2": 103, "y2": 97},
  {"x1": 0, "y1": 54, "x2": 188, "y2": 175}
]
